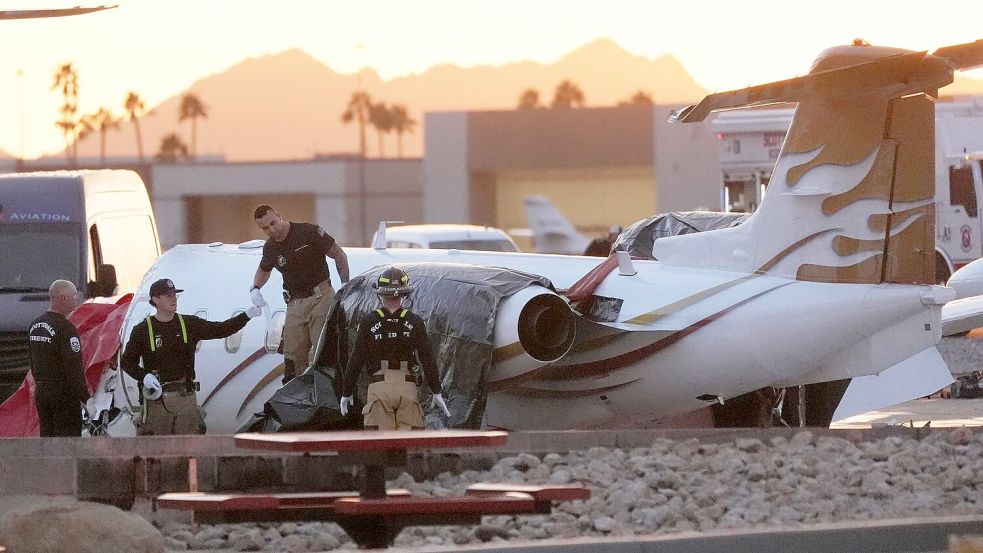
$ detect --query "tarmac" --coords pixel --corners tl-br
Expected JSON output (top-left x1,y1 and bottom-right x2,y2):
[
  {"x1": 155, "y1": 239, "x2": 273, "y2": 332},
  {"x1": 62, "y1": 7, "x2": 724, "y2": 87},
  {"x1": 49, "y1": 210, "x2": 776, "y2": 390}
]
[{"x1": 831, "y1": 397, "x2": 983, "y2": 429}]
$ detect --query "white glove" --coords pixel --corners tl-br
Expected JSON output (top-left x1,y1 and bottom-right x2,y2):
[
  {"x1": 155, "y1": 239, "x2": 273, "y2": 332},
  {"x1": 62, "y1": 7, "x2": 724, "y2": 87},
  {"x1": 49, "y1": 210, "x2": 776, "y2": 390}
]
[
  {"x1": 84, "y1": 396, "x2": 98, "y2": 419},
  {"x1": 432, "y1": 393, "x2": 451, "y2": 417},
  {"x1": 246, "y1": 305, "x2": 263, "y2": 318},
  {"x1": 250, "y1": 288, "x2": 267, "y2": 307},
  {"x1": 143, "y1": 373, "x2": 163, "y2": 401},
  {"x1": 340, "y1": 395, "x2": 353, "y2": 416}
]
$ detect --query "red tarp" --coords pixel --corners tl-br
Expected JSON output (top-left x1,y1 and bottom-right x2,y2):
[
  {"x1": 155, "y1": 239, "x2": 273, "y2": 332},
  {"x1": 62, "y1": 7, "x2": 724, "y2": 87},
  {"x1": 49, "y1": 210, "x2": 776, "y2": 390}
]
[{"x1": 0, "y1": 294, "x2": 132, "y2": 437}]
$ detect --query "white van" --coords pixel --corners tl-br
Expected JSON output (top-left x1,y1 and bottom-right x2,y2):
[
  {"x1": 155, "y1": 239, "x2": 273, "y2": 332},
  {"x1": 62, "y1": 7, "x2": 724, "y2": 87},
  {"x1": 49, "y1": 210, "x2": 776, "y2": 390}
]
[
  {"x1": 374, "y1": 224, "x2": 520, "y2": 252},
  {"x1": 0, "y1": 170, "x2": 160, "y2": 400}
]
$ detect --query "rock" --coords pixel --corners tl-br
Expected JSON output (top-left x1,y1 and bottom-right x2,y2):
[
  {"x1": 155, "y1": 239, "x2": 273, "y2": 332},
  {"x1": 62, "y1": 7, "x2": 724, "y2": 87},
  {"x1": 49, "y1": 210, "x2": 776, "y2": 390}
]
[
  {"x1": 228, "y1": 528, "x2": 265, "y2": 551},
  {"x1": 311, "y1": 534, "x2": 341, "y2": 550},
  {"x1": 0, "y1": 500, "x2": 165, "y2": 553},
  {"x1": 549, "y1": 468, "x2": 572, "y2": 484},
  {"x1": 592, "y1": 516, "x2": 616, "y2": 533},
  {"x1": 163, "y1": 537, "x2": 188, "y2": 550},
  {"x1": 278, "y1": 534, "x2": 311, "y2": 553},
  {"x1": 543, "y1": 453, "x2": 566, "y2": 466},
  {"x1": 474, "y1": 525, "x2": 511, "y2": 542}
]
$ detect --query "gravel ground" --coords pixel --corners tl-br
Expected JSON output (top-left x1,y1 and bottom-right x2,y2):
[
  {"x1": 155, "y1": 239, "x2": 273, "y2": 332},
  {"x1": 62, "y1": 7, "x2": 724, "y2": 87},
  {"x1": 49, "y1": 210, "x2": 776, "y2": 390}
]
[{"x1": 158, "y1": 429, "x2": 983, "y2": 551}]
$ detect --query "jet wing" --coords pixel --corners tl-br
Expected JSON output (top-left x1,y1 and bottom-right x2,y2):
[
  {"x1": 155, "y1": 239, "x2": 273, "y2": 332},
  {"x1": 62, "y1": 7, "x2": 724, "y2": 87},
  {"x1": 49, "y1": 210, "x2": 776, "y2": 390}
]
[
  {"x1": 941, "y1": 295, "x2": 983, "y2": 336},
  {"x1": 0, "y1": 5, "x2": 117, "y2": 20},
  {"x1": 831, "y1": 347, "x2": 953, "y2": 422}
]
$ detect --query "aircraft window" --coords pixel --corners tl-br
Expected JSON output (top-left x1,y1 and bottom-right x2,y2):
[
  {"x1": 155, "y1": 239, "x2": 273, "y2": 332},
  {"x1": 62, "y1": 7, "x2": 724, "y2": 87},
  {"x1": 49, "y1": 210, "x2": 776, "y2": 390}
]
[
  {"x1": 266, "y1": 309, "x2": 286, "y2": 353},
  {"x1": 194, "y1": 309, "x2": 207, "y2": 352},
  {"x1": 225, "y1": 309, "x2": 245, "y2": 353},
  {"x1": 386, "y1": 240, "x2": 414, "y2": 248},
  {"x1": 950, "y1": 165, "x2": 977, "y2": 217}
]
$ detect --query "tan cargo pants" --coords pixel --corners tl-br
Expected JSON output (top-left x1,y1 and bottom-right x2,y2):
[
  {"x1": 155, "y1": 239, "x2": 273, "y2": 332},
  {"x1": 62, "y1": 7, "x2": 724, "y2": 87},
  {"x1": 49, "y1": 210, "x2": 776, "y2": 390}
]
[
  {"x1": 283, "y1": 279, "x2": 335, "y2": 372},
  {"x1": 139, "y1": 390, "x2": 206, "y2": 435},
  {"x1": 363, "y1": 368, "x2": 424, "y2": 431}
]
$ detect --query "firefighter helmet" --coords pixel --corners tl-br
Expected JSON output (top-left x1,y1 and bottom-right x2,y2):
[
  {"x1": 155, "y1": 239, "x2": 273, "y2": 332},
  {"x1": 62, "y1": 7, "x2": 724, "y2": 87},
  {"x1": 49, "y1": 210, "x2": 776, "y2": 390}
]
[{"x1": 373, "y1": 266, "x2": 414, "y2": 297}]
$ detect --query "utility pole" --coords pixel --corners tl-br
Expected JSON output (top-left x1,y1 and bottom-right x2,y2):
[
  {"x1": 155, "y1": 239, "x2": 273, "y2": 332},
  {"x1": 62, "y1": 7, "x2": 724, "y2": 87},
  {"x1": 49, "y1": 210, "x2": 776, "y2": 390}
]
[
  {"x1": 356, "y1": 42, "x2": 368, "y2": 245},
  {"x1": 17, "y1": 68, "x2": 25, "y2": 163}
]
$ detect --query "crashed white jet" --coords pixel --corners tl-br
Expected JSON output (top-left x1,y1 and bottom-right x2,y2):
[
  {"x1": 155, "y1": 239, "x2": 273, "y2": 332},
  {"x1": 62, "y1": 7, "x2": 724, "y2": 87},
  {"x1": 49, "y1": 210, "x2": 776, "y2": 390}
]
[{"x1": 90, "y1": 39, "x2": 983, "y2": 434}]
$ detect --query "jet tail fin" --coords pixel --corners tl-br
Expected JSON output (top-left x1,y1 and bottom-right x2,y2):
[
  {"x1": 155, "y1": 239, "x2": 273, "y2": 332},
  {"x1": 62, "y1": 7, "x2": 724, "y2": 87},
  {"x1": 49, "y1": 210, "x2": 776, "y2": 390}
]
[
  {"x1": 654, "y1": 40, "x2": 983, "y2": 284},
  {"x1": 522, "y1": 195, "x2": 592, "y2": 255}
]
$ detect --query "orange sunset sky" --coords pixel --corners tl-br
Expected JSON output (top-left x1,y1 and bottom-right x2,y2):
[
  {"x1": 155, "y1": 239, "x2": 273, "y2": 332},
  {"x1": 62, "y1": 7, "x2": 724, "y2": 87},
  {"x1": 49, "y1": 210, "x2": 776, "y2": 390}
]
[{"x1": 0, "y1": 0, "x2": 981, "y2": 159}]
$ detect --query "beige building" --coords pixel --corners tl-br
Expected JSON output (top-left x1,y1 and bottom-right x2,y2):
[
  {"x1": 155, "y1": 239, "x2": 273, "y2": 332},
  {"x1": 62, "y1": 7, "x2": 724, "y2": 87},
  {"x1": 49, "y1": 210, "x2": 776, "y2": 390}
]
[
  {"x1": 5, "y1": 104, "x2": 723, "y2": 252},
  {"x1": 150, "y1": 158, "x2": 422, "y2": 249},
  {"x1": 423, "y1": 104, "x2": 721, "y2": 247}
]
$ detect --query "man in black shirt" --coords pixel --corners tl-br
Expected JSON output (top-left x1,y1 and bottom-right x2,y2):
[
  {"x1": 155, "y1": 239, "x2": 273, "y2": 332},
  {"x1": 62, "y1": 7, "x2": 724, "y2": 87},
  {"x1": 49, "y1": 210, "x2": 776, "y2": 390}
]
[
  {"x1": 28, "y1": 279, "x2": 89, "y2": 437},
  {"x1": 121, "y1": 278, "x2": 261, "y2": 435},
  {"x1": 250, "y1": 204, "x2": 350, "y2": 384},
  {"x1": 339, "y1": 267, "x2": 450, "y2": 430}
]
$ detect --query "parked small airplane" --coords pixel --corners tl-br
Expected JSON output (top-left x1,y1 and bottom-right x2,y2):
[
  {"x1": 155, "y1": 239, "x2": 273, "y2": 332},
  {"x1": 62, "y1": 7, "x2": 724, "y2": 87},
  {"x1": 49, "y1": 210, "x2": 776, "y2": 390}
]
[
  {"x1": 519, "y1": 195, "x2": 595, "y2": 255},
  {"x1": 85, "y1": 38, "x2": 983, "y2": 434}
]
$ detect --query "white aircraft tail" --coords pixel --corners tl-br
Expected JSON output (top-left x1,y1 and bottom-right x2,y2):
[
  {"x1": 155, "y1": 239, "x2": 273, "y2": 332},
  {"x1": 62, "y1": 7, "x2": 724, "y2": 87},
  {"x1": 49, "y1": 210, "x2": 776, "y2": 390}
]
[
  {"x1": 656, "y1": 41, "x2": 983, "y2": 284},
  {"x1": 522, "y1": 195, "x2": 592, "y2": 255}
]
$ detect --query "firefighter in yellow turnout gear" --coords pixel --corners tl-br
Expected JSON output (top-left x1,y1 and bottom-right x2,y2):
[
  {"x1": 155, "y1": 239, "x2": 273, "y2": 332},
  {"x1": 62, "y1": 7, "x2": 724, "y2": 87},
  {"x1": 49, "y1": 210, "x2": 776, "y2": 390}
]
[
  {"x1": 340, "y1": 267, "x2": 451, "y2": 430},
  {"x1": 121, "y1": 278, "x2": 261, "y2": 435}
]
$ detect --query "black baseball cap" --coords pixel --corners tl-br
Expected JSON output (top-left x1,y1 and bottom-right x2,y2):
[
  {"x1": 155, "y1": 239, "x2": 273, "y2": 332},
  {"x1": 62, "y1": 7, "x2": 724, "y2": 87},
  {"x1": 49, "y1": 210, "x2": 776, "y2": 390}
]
[{"x1": 149, "y1": 278, "x2": 184, "y2": 297}]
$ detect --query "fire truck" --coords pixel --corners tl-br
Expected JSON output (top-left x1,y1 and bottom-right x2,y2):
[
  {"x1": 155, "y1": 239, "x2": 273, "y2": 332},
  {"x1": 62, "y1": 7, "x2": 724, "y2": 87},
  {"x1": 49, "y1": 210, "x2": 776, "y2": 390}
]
[{"x1": 712, "y1": 98, "x2": 983, "y2": 283}]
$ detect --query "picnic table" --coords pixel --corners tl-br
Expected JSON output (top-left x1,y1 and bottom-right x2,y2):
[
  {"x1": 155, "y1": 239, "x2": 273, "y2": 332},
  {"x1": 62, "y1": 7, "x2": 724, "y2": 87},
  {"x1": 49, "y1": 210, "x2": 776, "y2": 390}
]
[{"x1": 157, "y1": 429, "x2": 590, "y2": 548}]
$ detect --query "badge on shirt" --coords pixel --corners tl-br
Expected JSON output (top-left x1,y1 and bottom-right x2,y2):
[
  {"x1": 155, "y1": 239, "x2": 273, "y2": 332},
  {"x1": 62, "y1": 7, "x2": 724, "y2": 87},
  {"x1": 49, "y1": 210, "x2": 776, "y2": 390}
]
[
  {"x1": 70, "y1": 337, "x2": 81, "y2": 352},
  {"x1": 155, "y1": 336, "x2": 163, "y2": 348},
  {"x1": 277, "y1": 254, "x2": 287, "y2": 267}
]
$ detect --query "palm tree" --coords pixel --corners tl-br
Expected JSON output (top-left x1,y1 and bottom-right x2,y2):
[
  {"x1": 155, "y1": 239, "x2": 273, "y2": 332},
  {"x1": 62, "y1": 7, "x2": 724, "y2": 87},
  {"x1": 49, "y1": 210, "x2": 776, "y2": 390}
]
[
  {"x1": 389, "y1": 104, "x2": 416, "y2": 158},
  {"x1": 551, "y1": 80, "x2": 586, "y2": 109},
  {"x1": 517, "y1": 89, "x2": 541, "y2": 109},
  {"x1": 51, "y1": 62, "x2": 80, "y2": 165},
  {"x1": 368, "y1": 102, "x2": 394, "y2": 158},
  {"x1": 341, "y1": 91, "x2": 372, "y2": 158},
  {"x1": 157, "y1": 132, "x2": 189, "y2": 162},
  {"x1": 124, "y1": 91, "x2": 147, "y2": 164},
  {"x1": 178, "y1": 93, "x2": 208, "y2": 159},
  {"x1": 82, "y1": 107, "x2": 120, "y2": 166},
  {"x1": 618, "y1": 90, "x2": 654, "y2": 106}
]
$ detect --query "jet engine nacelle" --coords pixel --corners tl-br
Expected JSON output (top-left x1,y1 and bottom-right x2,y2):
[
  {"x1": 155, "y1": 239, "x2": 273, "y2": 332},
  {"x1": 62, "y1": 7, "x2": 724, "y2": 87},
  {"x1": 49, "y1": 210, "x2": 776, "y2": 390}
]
[
  {"x1": 489, "y1": 286, "x2": 576, "y2": 386},
  {"x1": 948, "y1": 258, "x2": 983, "y2": 300}
]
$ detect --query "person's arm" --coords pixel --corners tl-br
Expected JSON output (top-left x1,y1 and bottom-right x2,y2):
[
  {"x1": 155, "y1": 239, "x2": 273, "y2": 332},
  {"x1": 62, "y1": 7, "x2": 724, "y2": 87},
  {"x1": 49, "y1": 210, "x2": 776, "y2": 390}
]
[
  {"x1": 62, "y1": 323, "x2": 89, "y2": 403},
  {"x1": 190, "y1": 313, "x2": 250, "y2": 341},
  {"x1": 327, "y1": 242, "x2": 350, "y2": 283},
  {"x1": 252, "y1": 266, "x2": 272, "y2": 290},
  {"x1": 120, "y1": 323, "x2": 148, "y2": 382},
  {"x1": 342, "y1": 320, "x2": 369, "y2": 397},
  {"x1": 411, "y1": 317, "x2": 442, "y2": 395}
]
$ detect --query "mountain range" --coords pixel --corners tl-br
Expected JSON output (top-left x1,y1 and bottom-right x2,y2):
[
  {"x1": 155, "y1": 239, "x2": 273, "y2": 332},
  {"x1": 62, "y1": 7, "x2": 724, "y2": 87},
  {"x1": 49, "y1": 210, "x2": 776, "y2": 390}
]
[
  {"x1": 67, "y1": 39, "x2": 707, "y2": 162},
  {"x1": 59, "y1": 39, "x2": 983, "y2": 162}
]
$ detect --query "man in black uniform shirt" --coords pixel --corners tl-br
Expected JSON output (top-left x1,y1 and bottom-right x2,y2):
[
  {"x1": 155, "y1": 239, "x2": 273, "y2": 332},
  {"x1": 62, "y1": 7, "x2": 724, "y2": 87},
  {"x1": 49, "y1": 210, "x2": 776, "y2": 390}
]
[
  {"x1": 339, "y1": 267, "x2": 451, "y2": 430},
  {"x1": 121, "y1": 278, "x2": 261, "y2": 435},
  {"x1": 28, "y1": 279, "x2": 89, "y2": 437},
  {"x1": 250, "y1": 204, "x2": 350, "y2": 383}
]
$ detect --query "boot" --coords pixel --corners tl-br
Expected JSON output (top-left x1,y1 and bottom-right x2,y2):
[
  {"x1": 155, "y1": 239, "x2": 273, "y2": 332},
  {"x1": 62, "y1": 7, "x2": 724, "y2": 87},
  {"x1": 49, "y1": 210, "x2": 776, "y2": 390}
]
[{"x1": 282, "y1": 359, "x2": 296, "y2": 385}]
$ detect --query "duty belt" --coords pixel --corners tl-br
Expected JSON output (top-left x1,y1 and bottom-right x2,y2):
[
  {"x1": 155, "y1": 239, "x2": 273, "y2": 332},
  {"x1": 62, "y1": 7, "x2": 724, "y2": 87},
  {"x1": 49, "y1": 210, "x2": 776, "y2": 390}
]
[
  {"x1": 161, "y1": 381, "x2": 195, "y2": 393},
  {"x1": 283, "y1": 279, "x2": 331, "y2": 303},
  {"x1": 369, "y1": 373, "x2": 416, "y2": 384}
]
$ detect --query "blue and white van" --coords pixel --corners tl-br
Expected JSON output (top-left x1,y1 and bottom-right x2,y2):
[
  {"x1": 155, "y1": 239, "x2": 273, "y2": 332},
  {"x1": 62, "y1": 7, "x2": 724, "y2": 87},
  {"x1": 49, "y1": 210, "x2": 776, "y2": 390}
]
[{"x1": 0, "y1": 170, "x2": 160, "y2": 399}]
